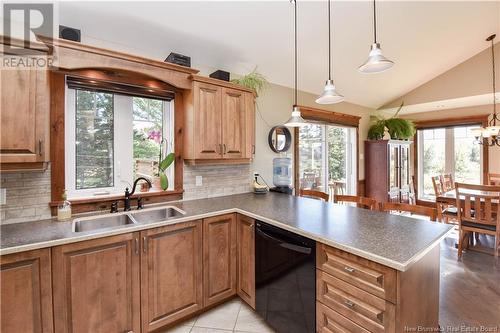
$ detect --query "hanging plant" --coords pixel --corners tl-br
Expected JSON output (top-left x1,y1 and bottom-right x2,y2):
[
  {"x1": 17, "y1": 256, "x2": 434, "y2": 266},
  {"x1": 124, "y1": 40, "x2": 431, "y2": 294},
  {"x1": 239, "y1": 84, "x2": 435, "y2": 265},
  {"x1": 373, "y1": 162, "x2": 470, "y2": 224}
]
[
  {"x1": 231, "y1": 67, "x2": 268, "y2": 95},
  {"x1": 367, "y1": 102, "x2": 416, "y2": 140}
]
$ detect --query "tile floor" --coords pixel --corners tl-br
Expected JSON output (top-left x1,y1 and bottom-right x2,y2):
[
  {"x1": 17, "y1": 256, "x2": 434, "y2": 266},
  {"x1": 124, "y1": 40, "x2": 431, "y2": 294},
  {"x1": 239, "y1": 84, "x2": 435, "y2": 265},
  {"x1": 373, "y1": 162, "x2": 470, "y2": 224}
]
[{"x1": 160, "y1": 298, "x2": 275, "y2": 333}]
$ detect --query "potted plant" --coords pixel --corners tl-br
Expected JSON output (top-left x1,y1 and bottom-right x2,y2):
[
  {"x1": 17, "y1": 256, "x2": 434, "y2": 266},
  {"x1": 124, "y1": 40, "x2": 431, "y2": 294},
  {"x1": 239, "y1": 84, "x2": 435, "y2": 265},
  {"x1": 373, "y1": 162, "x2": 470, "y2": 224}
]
[
  {"x1": 367, "y1": 102, "x2": 416, "y2": 140},
  {"x1": 231, "y1": 67, "x2": 268, "y2": 95},
  {"x1": 152, "y1": 140, "x2": 175, "y2": 191}
]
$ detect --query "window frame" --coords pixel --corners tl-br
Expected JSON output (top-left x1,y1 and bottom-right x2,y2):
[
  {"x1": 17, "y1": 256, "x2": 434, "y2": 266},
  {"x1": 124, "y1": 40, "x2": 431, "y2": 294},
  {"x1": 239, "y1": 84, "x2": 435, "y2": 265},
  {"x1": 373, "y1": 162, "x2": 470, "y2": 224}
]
[
  {"x1": 50, "y1": 71, "x2": 184, "y2": 214},
  {"x1": 293, "y1": 105, "x2": 361, "y2": 196},
  {"x1": 413, "y1": 115, "x2": 490, "y2": 204},
  {"x1": 65, "y1": 89, "x2": 175, "y2": 199}
]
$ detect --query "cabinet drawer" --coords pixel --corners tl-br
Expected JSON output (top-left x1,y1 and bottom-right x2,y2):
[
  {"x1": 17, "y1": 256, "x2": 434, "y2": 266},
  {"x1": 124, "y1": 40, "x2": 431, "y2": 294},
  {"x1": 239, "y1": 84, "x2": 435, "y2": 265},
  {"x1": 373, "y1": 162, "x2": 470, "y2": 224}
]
[
  {"x1": 317, "y1": 270, "x2": 395, "y2": 333},
  {"x1": 317, "y1": 301, "x2": 370, "y2": 333},
  {"x1": 316, "y1": 243, "x2": 396, "y2": 303}
]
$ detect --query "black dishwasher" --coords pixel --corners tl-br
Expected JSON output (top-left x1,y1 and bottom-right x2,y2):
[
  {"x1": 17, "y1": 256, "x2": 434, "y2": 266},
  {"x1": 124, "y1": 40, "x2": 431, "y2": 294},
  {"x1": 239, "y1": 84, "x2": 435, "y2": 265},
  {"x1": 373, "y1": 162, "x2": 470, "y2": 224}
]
[{"x1": 255, "y1": 221, "x2": 316, "y2": 333}]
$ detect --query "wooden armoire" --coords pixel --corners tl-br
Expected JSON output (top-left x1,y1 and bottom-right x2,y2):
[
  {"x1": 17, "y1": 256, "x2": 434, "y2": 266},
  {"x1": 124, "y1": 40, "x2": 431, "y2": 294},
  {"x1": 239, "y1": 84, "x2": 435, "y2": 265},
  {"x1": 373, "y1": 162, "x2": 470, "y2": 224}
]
[{"x1": 365, "y1": 140, "x2": 411, "y2": 203}]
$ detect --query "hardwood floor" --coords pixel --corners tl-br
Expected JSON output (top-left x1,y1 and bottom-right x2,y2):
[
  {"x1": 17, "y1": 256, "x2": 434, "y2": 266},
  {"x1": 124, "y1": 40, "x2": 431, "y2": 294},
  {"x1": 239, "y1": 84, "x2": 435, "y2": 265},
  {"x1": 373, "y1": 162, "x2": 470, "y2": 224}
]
[{"x1": 440, "y1": 232, "x2": 500, "y2": 328}]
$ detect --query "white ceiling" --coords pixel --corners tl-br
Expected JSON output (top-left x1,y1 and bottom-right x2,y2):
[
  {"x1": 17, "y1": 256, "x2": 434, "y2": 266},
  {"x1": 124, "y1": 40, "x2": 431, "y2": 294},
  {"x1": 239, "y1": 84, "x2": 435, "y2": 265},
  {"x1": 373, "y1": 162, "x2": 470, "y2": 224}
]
[{"x1": 58, "y1": 1, "x2": 500, "y2": 108}]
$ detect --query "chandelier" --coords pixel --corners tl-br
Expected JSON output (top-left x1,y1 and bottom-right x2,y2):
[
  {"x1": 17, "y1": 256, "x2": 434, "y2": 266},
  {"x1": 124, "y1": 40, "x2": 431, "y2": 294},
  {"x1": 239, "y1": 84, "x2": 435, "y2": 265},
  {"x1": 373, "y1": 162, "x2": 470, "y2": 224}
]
[{"x1": 471, "y1": 34, "x2": 500, "y2": 146}]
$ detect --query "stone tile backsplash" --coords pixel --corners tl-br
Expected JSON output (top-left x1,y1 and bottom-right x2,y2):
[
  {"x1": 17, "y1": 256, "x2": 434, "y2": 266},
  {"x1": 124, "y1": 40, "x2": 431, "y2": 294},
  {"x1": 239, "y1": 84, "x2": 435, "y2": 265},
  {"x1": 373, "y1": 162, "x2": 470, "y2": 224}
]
[
  {"x1": 183, "y1": 164, "x2": 252, "y2": 200},
  {"x1": 0, "y1": 163, "x2": 252, "y2": 224},
  {"x1": 0, "y1": 167, "x2": 52, "y2": 225}
]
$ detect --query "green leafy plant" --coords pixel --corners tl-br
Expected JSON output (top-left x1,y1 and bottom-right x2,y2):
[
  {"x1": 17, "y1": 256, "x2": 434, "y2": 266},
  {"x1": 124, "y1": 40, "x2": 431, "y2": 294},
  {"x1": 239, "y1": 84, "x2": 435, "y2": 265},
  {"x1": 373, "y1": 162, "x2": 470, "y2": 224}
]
[
  {"x1": 157, "y1": 152, "x2": 175, "y2": 190},
  {"x1": 231, "y1": 67, "x2": 268, "y2": 95},
  {"x1": 367, "y1": 102, "x2": 416, "y2": 140}
]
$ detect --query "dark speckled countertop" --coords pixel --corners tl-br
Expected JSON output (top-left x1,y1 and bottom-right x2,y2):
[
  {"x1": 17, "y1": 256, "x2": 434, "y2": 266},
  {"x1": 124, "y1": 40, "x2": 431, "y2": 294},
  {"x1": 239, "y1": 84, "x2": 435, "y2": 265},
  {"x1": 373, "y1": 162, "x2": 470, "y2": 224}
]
[{"x1": 0, "y1": 192, "x2": 452, "y2": 271}]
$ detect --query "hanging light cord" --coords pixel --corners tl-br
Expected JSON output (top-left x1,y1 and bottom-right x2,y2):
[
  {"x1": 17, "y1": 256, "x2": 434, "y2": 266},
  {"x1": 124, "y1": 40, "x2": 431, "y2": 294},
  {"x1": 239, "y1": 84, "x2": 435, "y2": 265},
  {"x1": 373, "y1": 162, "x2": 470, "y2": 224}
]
[
  {"x1": 491, "y1": 35, "x2": 498, "y2": 126},
  {"x1": 328, "y1": 0, "x2": 332, "y2": 80},
  {"x1": 293, "y1": 0, "x2": 298, "y2": 106},
  {"x1": 373, "y1": 0, "x2": 377, "y2": 44}
]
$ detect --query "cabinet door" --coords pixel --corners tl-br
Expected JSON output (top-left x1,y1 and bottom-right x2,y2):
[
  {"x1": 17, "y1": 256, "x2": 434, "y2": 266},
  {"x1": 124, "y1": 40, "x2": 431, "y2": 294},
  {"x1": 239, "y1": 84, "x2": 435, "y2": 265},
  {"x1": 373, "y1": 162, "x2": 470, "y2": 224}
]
[
  {"x1": 194, "y1": 82, "x2": 222, "y2": 159},
  {"x1": 387, "y1": 144, "x2": 400, "y2": 202},
  {"x1": 141, "y1": 221, "x2": 203, "y2": 332},
  {"x1": 237, "y1": 214, "x2": 255, "y2": 308},
  {"x1": 52, "y1": 233, "x2": 141, "y2": 333},
  {"x1": 244, "y1": 92, "x2": 255, "y2": 159},
  {"x1": 0, "y1": 65, "x2": 48, "y2": 163},
  {"x1": 221, "y1": 88, "x2": 246, "y2": 159},
  {"x1": 399, "y1": 144, "x2": 410, "y2": 203},
  {"x1": 0, "y1": 249, "x2": 53, "y2": 333},
  {"x1": 203, "y1": 214, "x2": 237, "y2": 306}
]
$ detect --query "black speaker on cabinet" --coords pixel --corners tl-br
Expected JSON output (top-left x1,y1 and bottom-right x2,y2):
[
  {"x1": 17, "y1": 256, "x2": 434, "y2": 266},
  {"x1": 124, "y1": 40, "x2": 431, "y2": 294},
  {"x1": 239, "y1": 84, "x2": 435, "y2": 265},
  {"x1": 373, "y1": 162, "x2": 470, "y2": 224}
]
[{"x1": 59, "y1": 25, "x2": 81, "y2": 42}]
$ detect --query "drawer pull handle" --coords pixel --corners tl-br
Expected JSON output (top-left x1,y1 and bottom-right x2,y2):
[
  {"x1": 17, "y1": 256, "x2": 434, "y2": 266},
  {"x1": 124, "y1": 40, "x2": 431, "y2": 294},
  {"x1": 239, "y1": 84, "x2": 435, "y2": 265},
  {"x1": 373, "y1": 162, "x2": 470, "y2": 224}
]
[
  {"x1": 344, "y1": 300, "x2": 355, "y2": 308},
  {"x1": 344, "y1": 266, "x2": 355, "y2": 273}
]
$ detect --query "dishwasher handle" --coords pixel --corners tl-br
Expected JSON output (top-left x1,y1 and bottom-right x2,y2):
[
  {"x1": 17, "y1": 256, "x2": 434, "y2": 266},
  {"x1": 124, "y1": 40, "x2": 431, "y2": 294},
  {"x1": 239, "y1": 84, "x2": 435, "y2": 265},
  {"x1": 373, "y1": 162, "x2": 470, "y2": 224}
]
[{"x1": 256, "y1": 227, "x2": 312, "y2": 255}]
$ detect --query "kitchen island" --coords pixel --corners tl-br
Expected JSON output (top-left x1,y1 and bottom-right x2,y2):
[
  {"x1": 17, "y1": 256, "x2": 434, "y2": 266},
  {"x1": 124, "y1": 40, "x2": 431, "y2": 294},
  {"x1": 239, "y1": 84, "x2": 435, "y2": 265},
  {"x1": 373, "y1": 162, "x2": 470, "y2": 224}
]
[{"x1": 0, "y1": 192, "x2": 452, "y2": 333}]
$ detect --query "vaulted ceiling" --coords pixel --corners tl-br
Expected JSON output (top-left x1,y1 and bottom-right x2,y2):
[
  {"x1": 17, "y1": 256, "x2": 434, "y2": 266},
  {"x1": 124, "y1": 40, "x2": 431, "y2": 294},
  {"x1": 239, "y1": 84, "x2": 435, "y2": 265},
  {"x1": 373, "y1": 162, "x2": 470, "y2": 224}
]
[{"x1": 58, "y1": 1, "x2": 500, "y2": 108}]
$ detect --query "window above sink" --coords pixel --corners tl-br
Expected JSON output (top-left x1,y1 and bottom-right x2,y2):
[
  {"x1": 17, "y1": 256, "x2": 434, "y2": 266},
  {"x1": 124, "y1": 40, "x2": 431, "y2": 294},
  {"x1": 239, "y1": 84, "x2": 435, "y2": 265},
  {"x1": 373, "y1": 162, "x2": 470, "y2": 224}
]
[{"x1": 65, "y1": 82, "x2": 175, "y2": 199}]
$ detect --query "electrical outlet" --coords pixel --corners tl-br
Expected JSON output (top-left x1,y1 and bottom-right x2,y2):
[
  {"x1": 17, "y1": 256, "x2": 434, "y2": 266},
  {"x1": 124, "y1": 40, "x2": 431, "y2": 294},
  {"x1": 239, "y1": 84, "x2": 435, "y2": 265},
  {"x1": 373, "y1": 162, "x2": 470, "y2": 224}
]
[
  {"x1": 195, "y1": 176, "x2": 203, "y2": 186},
  {"x1": 0, "y1": 188, "x2": 6, "y2": 205}
]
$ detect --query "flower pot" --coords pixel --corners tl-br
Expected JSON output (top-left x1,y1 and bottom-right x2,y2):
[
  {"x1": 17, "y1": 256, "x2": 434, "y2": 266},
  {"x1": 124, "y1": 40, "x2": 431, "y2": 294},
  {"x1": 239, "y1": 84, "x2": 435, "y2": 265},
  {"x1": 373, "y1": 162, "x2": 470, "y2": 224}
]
[{"x1": 151, "y1": 176, "x2": 163, "y2": 191}]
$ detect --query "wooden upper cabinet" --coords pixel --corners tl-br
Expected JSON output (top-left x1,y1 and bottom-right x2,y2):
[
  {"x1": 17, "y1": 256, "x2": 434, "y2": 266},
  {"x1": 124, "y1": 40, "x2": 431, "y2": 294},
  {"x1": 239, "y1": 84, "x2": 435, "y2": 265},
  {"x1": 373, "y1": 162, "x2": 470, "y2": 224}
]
[
  {"x1": 140, "y1": 221, "x2": 203, "y2": 332},
  {"x1": 221, "y1": 88, "x2": 245, "y2": 159},
  {"x1": 236, "y1": 214, "x2": 256, "y2": 308},
  {"x1": 185, "y1": 76, "x2": 255, "y2": 164},
  {"x1": 0, "y1": 249, "x2": 53, "y2": 333},
  {"x1": 52, "y1": 233, "x2": 141, "y2": 333},
  {"x1": 244, "y1": 92, "x2": 256, "y2": 159},
  {"x1": 203, "y1": 214, "x2": 237, "y2": 306},
  {"x1": 194, "y1": 81, "x2": 222, "y2": 159},
  {"x1": 0, "y1": 59, "x2": 49, "y2": 169}
]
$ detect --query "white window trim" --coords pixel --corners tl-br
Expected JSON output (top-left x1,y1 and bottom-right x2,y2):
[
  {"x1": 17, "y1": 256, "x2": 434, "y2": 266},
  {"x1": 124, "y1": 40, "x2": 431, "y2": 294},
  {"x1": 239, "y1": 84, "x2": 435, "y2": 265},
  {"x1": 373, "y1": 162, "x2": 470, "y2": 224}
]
[
  {"x1": 65, "y1": 88, "x2": 174, "y2": 199},
  {"x1": 417, "y1": 126, "x2": 483, "y2": 200}
]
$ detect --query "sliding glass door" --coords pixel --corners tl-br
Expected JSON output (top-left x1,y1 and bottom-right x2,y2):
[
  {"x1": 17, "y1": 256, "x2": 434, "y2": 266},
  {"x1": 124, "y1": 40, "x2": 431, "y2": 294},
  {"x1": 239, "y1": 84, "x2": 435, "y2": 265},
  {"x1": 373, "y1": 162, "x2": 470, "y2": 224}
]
[
  {"x1": 417, "y1": 125, "x2": 482, "y2": 200},
  {"x1": 298, "y1": 123, "x2": 357, "y2": 198}
]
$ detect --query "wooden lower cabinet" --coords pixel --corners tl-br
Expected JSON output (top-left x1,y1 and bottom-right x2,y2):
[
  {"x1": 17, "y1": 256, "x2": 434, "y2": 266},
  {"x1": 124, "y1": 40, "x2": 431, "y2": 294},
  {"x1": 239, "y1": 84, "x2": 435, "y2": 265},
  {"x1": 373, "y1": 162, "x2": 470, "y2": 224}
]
[
  {"x1": 0, "y1": 248, "x2": 53, "y2": 333},
  {"x1": 203, "y1": 214, "x2": 237, "y2": 306},
  {"x1": 236, "y1": 214, "x2": 255, "y2": 308},
  {"x1": 317, "y1": 301, "x2": 370, "y2": 333},
  {"x1": 316, "y1": 243, "x2": 440, "y2": 333},
  {"x1": 140, "y1": 221, "x2": 203, "y2": 332},
  {"x1": 52, "y1": 233, "x2": 141, "y2": 333}
]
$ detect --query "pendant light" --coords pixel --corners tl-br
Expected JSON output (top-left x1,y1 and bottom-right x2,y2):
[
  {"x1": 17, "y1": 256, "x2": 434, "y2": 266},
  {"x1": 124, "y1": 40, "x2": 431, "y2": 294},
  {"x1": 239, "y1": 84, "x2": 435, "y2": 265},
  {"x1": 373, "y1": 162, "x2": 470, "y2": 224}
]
[
  {"x1": 316, "y1": 0, "x2": 344, "y2": 104},
  {"x1": 471, "y1": 34, "x2": 500, "y2": 146},
  {"x1": 358, "y1": 0, "x2": 394, "y2": 74},
  {"x1": 285, "y1": 0, "x2": 307, "y2": 127}
]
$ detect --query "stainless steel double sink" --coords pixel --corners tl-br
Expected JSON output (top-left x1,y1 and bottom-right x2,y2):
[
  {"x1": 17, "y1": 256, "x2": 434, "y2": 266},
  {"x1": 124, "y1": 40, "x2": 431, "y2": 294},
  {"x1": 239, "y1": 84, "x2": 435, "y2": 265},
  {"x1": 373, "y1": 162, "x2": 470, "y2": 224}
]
[{"x1": 72, "y1": 206, "x2": 186, "y2": 233}]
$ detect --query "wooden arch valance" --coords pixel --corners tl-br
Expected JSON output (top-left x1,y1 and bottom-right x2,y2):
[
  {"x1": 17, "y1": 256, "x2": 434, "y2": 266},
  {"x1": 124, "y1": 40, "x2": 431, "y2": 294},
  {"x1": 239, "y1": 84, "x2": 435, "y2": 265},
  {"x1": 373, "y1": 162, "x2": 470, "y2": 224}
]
[{"x1": 38, "y1": 36, "x2": 199, "y2": 89}]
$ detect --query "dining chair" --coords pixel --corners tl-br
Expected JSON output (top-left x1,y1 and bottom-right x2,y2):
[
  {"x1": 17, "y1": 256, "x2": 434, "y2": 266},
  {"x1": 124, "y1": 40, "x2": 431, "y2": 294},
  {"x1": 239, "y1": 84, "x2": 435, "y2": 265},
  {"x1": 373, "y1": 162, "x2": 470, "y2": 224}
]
[
  {"x1": 379, "y1": 202, "x2": 438, "y2": 222},
  {"x1": 299, "y1": 189, "x2": 330, "y2": 202},
  {"x1": 441, "y1": 173, "x2": 455, "y2": 192},
  {"x1": 432, "y1": 175, "x2": 458, "y2": 224},
  {"x1": 333, "y1": 195, "x2": 377, "y2": 210},
  {"x1": 488, "y1": 173, "x2": 500, "y2": 186},
  {"x1": 455, "y1": 183, "x2": 500, "y2": 261}
]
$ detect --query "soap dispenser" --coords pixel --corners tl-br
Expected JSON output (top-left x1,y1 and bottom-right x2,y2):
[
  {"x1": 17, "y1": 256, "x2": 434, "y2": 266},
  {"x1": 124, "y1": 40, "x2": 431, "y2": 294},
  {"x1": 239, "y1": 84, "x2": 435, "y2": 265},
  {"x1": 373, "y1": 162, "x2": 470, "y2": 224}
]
[{"x1": 57, "y1": 190, "x2": 72, "y2": 221}]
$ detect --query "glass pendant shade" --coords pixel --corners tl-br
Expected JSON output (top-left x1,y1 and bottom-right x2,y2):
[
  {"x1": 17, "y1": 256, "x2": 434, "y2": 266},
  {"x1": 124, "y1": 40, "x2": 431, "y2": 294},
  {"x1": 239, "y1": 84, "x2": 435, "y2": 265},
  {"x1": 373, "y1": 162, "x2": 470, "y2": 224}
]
[
  {"x1": 285, "y1": 106, "x2": 308, "y2": 127},
  {"x1": 316, "y1": 79, "x2": 344, "y2": 104},
  {"x1": 358, "y1": 43, "x2": 394, "y2": 74}
]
